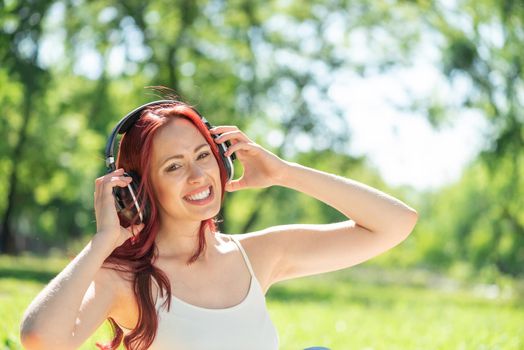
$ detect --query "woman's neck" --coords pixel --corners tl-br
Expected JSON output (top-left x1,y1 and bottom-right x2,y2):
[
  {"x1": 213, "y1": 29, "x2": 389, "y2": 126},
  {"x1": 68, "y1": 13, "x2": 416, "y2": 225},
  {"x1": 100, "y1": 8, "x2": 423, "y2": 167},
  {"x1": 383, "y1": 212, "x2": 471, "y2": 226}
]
[{"x1": 154, "y1": 221, "x2": 221, "y2": 262}]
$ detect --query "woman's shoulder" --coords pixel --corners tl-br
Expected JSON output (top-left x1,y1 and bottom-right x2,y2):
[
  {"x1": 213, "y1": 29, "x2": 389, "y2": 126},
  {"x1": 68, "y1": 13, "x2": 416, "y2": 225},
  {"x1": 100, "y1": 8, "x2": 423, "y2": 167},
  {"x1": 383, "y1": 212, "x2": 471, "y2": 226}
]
[
  {"x1": 219, "y1": 231, "x2": 276, "y2": 254},
  {"x1": 218, "y1": 232, "x2": 258, "y2": 254},
  {"x1": 99, "y1": 263, "x2": 139, "y2": 329},
  {"x1": 221, "y1": 230, "x2": 277, "y2": 252},
  {"x1": 96, "y1": 264, "x2": 137, "y2": 307},
  {"x1": 218, "y1": 231, "x2": 282, "y2": 294},
  {"x1": 97, "y1": 264, "x2": 135, "y2": 303}
]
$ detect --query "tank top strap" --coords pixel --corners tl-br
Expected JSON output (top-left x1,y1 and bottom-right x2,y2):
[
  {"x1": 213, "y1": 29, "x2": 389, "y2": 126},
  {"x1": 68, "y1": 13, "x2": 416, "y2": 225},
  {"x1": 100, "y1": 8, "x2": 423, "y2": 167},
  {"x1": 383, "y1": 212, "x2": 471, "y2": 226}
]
[{"x1": 229, "y1": 235, "x2": 255, "y2": 278}]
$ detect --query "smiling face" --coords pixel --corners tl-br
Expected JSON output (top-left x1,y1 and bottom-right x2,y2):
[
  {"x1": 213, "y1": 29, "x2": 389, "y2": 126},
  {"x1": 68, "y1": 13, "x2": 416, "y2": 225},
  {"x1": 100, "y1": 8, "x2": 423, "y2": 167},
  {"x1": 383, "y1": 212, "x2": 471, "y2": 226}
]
[{"x1": 149, "y1": 117, "x2": 222, "y2": 224}]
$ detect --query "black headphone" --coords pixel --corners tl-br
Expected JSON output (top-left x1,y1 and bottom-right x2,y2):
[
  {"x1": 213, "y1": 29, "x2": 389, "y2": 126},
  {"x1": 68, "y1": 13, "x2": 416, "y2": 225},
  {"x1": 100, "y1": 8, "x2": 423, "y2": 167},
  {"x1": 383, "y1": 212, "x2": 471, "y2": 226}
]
[{"x1": 104, "y1": 100, "x2": 236, "y2": 227}]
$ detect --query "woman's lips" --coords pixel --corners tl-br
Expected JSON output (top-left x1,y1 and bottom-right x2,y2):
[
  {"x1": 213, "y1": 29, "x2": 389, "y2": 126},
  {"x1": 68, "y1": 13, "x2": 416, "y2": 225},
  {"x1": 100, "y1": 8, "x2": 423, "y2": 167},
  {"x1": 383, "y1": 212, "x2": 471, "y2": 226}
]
[
  {"x1": 183, "y1": 185, "x2": 211, "y2": 197},
  {"x1": 183, "y1": 186, "x2": 214, "y2": 205}
]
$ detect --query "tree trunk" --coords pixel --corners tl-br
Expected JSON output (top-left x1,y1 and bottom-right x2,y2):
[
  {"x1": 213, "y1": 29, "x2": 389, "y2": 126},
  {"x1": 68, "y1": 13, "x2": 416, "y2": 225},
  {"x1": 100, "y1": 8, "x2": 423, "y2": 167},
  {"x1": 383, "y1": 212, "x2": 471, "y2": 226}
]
[{"x1": 1, "y1": 89, "x2": 33, "y2": 255}]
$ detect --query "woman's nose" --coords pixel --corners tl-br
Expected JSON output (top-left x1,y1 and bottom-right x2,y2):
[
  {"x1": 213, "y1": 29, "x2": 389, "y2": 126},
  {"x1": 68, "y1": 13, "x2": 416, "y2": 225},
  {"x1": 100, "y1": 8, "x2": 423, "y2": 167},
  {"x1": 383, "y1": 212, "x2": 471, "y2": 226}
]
[{"x1": 187, "y1": 163, "x2": 205, "y2": 183}]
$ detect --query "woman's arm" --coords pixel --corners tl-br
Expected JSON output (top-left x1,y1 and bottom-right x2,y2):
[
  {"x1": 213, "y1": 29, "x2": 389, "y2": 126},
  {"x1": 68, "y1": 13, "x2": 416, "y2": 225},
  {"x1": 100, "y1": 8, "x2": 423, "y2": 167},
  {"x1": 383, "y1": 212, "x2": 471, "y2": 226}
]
[
  {"x1": 20, "y1": 168, "x2": 139, "y2": 349},
  {"x1": 212, "y1": 125, "x2": 418, "y2": 283},
  {"x1": 213, "y1": 125, "x2": 417, "y2": 231},
  {"x1": 276, "y1": 161, "x2": 418, "y2": 235},
  {"x1": 255, "y1": 161, "x2": 418, "y2": 283},
  {"x1": 20, "y1": 238, "x2": 116, "y2": 349}
]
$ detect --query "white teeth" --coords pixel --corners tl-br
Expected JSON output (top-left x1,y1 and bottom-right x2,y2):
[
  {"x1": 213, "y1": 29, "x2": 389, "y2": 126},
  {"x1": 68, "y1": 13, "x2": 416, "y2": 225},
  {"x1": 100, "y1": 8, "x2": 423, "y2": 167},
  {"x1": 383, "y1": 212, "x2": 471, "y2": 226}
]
[{"x1": 186, "y1": 187, "x2": 211, "y2": 201}]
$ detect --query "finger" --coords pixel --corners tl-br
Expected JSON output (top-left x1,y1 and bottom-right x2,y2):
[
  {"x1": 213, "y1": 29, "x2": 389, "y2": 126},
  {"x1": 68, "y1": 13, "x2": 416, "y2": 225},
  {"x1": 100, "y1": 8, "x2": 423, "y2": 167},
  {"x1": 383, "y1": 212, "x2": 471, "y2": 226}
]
[
  {"x1": 99, "y1": 174, "x2": 130, "y2": 190},
  {"x1": 223, "y1": 141, "x2": 255, "y2": 157},
  {"x1": 209, "y1": 126, "x2": 239, "y2": 134},
  {"x1": 108, "y1": 168, "x2": 125, "y2": 175},
  {"x1": 96, "y1": 169, "x2": 126, "y2": 198},
  {"x1": 225, "y1": 177, "x2": 245, "y2": 192},
  {"x1": 94, "y1": 176, "x2": 105, "y2": 204},
  {"x1": 214, "y1": 131, "x2": 252, "y2": 146},
  {"x1": 101, "y1": 176, "x2": 133, "y2": 195},
  {"x1": 97, "y1": 169, "x2": 124, "y2": 190},
  {"x1": 104, "y1": 175, "x2": 133, "y2": 187}
]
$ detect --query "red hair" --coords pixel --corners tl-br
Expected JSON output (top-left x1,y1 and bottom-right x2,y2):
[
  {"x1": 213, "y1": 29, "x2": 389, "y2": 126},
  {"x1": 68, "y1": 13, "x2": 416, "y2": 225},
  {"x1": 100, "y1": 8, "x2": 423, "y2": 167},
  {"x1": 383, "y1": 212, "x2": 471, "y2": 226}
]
[{"x1": 95, "y1": 101, "x2": 229, "y2": 350}]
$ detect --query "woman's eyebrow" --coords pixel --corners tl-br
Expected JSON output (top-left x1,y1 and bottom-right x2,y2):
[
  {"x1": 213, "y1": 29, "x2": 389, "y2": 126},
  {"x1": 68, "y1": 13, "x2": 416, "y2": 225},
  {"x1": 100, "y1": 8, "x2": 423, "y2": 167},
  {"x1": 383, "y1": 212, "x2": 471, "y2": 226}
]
[{"x1": 160, "y1": 143, "x2": 210, "y2": 166}]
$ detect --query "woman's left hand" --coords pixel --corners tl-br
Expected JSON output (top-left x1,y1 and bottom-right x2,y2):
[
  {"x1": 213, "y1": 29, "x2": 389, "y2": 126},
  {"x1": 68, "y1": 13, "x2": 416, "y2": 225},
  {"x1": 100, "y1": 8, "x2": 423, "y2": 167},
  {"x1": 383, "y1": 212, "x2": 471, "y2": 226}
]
[{"x1": 210, "y1": 125, "x2": 289, "y2": 192}]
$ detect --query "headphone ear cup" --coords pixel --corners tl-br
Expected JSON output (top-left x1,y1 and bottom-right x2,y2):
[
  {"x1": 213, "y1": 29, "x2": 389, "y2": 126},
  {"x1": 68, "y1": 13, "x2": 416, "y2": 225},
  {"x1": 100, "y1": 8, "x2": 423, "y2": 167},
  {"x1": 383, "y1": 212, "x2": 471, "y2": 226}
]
[
  {"x1": 128, "y1": 170, "x2": 150, "y2": 222},
  {"x1": 221, "y1": 139, "x2": 235, "y2": 181},
  {"x1": 112, "y1": 171, "x2": 147, "y2": 227},
  {"x1": 209, "y1": 133, "x2": 235, "y2": 182},
  {"x1": 199, "y1": 115, "x2": 235, "y2": 182}
]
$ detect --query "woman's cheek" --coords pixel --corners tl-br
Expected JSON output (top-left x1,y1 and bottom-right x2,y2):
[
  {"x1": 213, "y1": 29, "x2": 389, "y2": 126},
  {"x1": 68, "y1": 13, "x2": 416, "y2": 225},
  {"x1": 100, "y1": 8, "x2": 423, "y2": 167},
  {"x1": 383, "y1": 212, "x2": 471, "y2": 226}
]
[
  {"x1": 159, "y1": 177, "x2": 179, "y2": 200},
  {"x1": 207, "y1": 158, "x2": 220, "y2": 172}
]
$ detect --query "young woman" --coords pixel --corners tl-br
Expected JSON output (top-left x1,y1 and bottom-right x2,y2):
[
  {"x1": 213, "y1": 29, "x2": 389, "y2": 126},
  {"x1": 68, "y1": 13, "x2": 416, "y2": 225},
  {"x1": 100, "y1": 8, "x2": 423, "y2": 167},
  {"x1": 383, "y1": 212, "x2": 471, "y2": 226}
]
[{"x1": 20, "y1": 99, "x2": 418, "y2": 350}]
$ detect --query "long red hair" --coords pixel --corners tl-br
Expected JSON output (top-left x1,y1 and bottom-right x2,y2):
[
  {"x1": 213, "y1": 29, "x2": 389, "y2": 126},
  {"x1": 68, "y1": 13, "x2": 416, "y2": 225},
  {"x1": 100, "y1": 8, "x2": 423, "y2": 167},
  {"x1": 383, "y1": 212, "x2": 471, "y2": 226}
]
[{"x1": 95, "y1": 101, "x2": 229, "y2": 350}]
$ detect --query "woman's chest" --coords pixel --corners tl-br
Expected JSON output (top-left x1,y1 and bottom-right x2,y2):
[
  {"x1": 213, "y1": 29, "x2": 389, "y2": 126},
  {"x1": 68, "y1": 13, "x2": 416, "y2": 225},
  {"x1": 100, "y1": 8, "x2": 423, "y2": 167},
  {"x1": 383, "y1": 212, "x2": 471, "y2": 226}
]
[
  {"x1": 111, "y1": 238, "x2": 272, "y2": 329},
  {"x1": 156, "y1": 255, "x2": 252, "y2": 309}
]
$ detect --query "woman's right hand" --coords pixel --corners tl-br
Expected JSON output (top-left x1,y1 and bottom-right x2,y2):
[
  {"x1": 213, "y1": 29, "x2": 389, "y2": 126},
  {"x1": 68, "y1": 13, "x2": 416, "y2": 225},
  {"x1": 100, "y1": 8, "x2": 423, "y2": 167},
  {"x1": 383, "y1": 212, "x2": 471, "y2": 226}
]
[{"x1": 93, "y1": 168, "x2": 144, "y2": 251}]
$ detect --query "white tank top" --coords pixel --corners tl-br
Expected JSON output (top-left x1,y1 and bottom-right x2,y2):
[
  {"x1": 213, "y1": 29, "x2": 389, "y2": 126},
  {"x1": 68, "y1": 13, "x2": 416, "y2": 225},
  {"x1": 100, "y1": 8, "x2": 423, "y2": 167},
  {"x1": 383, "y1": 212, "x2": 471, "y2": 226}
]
[{"x1": 115, "y1": 235, "x2": 280, "y2": 350}]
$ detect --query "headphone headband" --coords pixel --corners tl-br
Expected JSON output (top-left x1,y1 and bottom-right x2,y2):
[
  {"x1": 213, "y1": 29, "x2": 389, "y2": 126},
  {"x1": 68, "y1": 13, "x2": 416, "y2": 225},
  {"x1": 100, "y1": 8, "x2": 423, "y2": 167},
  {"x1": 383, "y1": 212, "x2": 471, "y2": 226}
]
[
  {"x1": 104, "y1": 100, "x2": 214, "y2": 171},
  {"x1": 104, "y1": 100, "x2": 234, "y2": 178}
]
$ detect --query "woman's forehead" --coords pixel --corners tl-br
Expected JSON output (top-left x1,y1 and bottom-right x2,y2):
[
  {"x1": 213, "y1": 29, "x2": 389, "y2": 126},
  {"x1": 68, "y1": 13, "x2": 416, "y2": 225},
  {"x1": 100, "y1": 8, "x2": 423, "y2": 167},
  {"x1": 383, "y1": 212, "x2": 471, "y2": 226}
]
[{"x1": 152, "y1": 118, "x2": 208, "y2": 164}]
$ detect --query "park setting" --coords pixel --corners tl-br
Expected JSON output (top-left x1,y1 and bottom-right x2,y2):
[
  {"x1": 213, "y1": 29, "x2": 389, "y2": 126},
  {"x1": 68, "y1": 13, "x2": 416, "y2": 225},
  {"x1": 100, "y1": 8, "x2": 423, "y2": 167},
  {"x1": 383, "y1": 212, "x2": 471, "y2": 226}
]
[{"x1": 1, "y1": 0, "x2": 523, "y2": 349}]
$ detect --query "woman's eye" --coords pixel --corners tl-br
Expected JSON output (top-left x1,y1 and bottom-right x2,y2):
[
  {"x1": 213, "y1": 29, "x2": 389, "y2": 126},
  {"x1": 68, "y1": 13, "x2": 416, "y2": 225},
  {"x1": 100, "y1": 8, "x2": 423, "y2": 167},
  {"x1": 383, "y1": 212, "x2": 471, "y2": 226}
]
[
  {"x1": 167, "y1": 164, "x2": 180, "y2": 172},
  {"x1": 198, "y1": 152, "x2": 210, "y2": 159},
  {"x1": 166, "y1": 153, "x2": 209, "y2": 172}
]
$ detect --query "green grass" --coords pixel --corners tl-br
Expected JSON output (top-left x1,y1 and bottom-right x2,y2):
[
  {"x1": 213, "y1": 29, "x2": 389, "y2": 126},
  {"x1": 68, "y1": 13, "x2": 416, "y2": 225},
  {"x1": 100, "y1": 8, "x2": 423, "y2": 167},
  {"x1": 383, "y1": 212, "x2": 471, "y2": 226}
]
[
  {"x1": 268, "y1": 269, "x2": 523, "y2": 349},
  {"x1": 1, "y1": 254, "x2": 523, "y2": 349}
]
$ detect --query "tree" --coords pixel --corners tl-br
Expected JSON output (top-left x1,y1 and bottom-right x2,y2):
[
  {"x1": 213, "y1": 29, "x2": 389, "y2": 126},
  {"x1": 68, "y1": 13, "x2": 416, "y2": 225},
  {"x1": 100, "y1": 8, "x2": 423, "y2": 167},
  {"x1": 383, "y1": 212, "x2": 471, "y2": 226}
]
[
  {"x1": 407, "y1": 0, "x2": 524, "y2": 275},
  {"x1": 0, "y1": 0, "x2": 54, "y2": 254}
]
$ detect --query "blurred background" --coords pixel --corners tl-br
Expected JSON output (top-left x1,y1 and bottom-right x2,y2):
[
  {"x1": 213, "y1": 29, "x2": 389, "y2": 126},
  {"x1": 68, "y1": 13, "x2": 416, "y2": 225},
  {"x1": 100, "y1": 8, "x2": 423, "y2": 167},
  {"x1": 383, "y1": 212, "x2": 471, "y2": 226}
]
[{"x1": 0, "y1": 0, "x2": 523, "y2": 349}]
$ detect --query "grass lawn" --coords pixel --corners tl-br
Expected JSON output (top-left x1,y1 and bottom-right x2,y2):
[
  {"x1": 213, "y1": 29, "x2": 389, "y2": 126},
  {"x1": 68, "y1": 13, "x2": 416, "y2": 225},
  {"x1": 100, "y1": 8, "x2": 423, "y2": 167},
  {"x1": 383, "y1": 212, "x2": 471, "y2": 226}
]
[{"x1": 1, "y1": 254, "x2": 522, "y2": 349}]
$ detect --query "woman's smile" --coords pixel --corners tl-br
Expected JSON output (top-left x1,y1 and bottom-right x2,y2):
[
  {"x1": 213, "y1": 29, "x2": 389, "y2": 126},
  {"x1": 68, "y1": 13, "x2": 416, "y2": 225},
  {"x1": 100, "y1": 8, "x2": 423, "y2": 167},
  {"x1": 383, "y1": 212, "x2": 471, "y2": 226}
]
[{"x1": 183, "y1": 185, "x2": 215, "y2": 205}]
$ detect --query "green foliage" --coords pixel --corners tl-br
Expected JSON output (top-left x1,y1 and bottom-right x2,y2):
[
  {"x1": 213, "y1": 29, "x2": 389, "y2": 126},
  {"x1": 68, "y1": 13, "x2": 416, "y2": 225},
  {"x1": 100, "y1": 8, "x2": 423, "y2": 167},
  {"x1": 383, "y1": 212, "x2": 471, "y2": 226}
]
[
  {"x1": 409, "y1": 155, "x2": 524, "y2": 277},
  {"x1": 0, "y1": 0, "x2": 522, "y2": 287}
]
